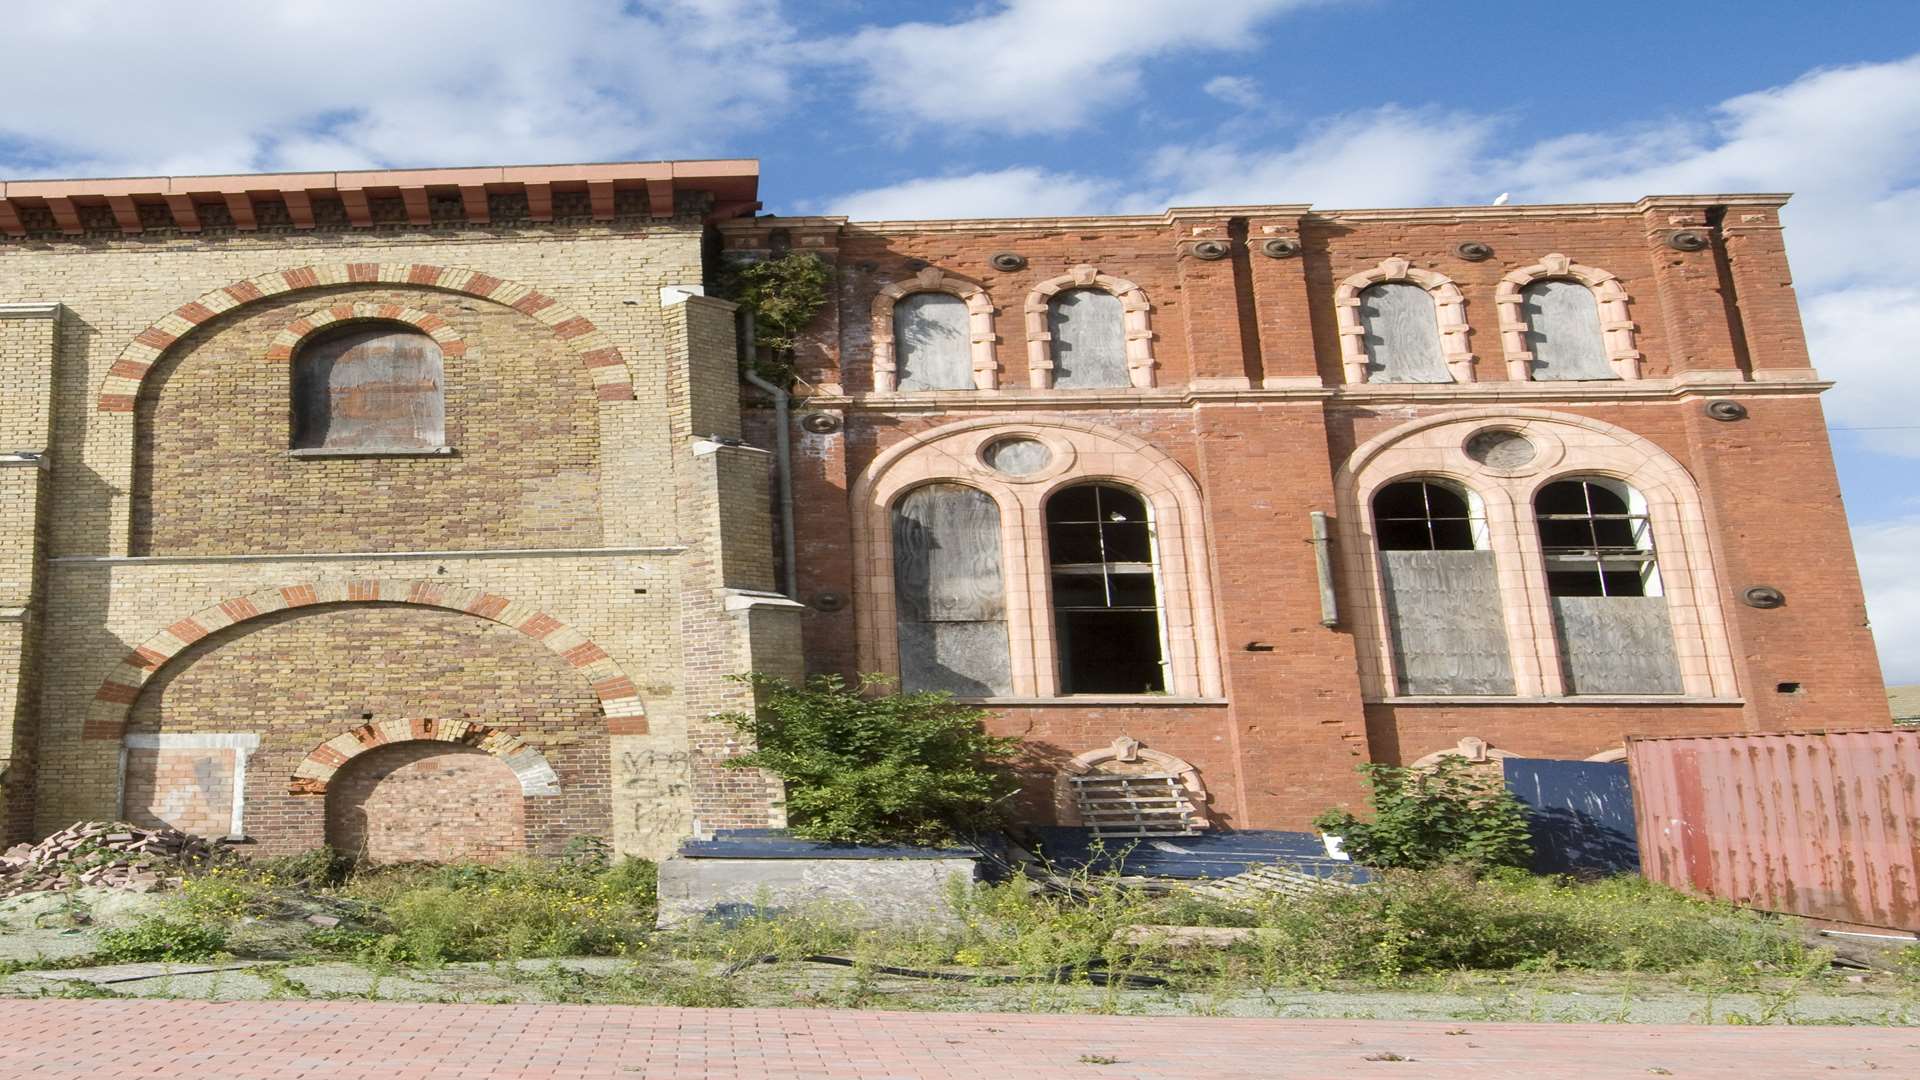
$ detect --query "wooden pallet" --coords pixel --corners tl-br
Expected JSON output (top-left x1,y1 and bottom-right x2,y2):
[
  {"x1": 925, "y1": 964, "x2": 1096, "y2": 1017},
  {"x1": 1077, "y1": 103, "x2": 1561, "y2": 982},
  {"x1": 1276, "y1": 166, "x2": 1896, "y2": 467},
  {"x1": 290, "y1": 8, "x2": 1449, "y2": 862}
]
[{"x1": 1070, "y1": 773, "x2": 1200, "y2": 838}]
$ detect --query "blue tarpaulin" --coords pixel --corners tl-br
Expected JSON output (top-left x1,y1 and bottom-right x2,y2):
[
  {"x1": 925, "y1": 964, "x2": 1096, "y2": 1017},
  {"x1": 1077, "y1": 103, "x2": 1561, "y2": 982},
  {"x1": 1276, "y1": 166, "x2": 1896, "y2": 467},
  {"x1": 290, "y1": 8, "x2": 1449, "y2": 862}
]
[
  {"x1": 1027, "y1": 827, "x2": 1370, "y2": 883},
  {"x1": 1501, "y1": 757, "x2": 1640, "y2": 876}
]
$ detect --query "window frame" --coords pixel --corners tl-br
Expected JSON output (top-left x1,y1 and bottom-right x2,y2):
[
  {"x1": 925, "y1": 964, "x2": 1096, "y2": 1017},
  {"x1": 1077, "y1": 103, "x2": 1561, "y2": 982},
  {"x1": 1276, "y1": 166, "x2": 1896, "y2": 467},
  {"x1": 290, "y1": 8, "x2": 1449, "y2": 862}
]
[
  {"x1": 1494, "y1": 254, "x2": 1641, "y2": 381},
  {"x1": 869, "y1": 268, "x2": 997, "y2": 393},
  {"x1": 1044, "y1": 482, "x2": 1171, "y2": 695},
  {"x1": 1334, "y1": 258, "x2": 1475, "y2": 385},
  {"x1": 288, "y1": 319, "x2": 452, "y2": 458},
  {"x1": 1023, "y1": 265, "x2": 1155, "y2": 390}
]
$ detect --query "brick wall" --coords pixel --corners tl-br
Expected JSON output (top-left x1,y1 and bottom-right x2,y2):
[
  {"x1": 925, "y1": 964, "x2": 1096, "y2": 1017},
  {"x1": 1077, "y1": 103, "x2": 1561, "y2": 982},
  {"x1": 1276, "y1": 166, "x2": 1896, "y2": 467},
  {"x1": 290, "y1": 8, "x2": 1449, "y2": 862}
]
[{"x1": 324, "y1": 741, "x2": 529, "y2": 864}]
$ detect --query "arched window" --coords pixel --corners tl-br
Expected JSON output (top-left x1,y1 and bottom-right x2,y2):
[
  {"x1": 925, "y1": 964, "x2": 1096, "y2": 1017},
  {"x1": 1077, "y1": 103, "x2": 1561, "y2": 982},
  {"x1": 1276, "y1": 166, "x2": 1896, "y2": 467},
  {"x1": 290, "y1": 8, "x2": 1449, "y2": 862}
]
[
  {"x1": 893, "y1": 293, "x2": 973, "y2": 391},
  {"x1": 1359, "y1": 283, "x2": 1450, "y2": 383},
  {"x1": 1521, "y1": 281, "x2": 1614, "y2": 381},
  {"x1": 1047, "y1": 484, "x2": 1165, "y2": 693},
  {"x1": 1047, "y1": 288, "x2": 1129, "y2": 389},
  {"x1": 892, "y1": 483, "x2": 1011, "y2": 695},
  {"x1": 293, "y1": 323, "x2": 445, "y2": 451},
  {"x1": 1372, "y1": 480, "x2": 1513, "y2": 695},
  {"x1": 1535, "y1": 478, "x2": 1680, "y2": 694}
]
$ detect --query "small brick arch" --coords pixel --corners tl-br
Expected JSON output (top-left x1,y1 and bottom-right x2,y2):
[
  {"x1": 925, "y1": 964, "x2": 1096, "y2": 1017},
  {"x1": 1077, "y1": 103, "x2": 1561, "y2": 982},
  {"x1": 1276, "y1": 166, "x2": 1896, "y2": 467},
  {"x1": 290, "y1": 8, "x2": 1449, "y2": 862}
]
[
  {"x1": 1493, "y1": 253, "x2": 1641, "y2": 381},
  {"x1": 97, "y1": 263, "x2": 635, "y2": 411},
  {"x1": 1023, "y1": 264, "x2": 1154, "y2": 388},
  {"x1": 1055, "y1": 736, "x2": 1212, "y2": 829},
  {"x1": 85, "y1": 577, "x2": 646, "y2": 742},
  {"x1": 265, "y1": 301, "x2": 469, "y2": 363},
  {"x1": 870, "y1": 267, "x2": 998, "y2": 391},
  {"x1": 291, "y1": 718, "x2": 559, "y2": 796},
  {"x1": 1334, "y1": 258, "x2": 1476, "y2": 384}
]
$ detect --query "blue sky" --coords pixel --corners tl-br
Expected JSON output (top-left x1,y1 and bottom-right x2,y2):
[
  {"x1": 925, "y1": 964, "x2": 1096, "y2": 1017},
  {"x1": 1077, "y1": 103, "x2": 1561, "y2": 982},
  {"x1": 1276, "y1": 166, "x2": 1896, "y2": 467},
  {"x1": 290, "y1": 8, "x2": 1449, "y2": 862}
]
[{"x1": 3, "y1": 1, "x2": 1917, "y2": 681}]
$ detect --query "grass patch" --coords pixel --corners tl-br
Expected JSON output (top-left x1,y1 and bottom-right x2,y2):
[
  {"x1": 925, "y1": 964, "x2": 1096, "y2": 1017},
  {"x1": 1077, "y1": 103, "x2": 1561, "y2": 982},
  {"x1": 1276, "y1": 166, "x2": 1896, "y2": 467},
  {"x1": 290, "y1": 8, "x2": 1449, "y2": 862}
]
[{"x1": 96, "y1": 916, "x2": 228, "y2": 963}]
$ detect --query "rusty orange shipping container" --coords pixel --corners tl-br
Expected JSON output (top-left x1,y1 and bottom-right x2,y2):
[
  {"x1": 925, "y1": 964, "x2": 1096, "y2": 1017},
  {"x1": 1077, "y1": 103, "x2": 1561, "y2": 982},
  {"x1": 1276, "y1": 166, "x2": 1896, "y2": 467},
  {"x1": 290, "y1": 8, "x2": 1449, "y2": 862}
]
[{"x1": 1627, "y1": 728, "x2": 1920, "y2": 932}]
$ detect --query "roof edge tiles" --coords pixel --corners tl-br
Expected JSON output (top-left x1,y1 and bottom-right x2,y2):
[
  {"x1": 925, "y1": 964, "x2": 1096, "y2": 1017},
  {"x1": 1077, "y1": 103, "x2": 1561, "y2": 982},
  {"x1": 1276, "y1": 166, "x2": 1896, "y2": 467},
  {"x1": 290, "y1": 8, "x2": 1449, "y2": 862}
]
[{"x1": 0, "y1": 159, "x2": 761, "y2": 236}]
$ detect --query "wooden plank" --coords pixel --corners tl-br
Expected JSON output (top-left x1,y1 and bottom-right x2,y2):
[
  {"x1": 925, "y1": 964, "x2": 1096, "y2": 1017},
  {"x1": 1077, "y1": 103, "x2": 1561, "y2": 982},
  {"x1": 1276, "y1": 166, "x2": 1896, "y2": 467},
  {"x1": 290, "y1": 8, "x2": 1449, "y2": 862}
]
[
  {"x1": 894, "y1": 293, "x2": 973, "y2": 390},
  {"x1": 1048, "y1": 288, "x2": 1128, "y2": 388},
  {"x1": 1523, "y1": 280, "x2": 1615, "y2": 381},
  {"x1": 1360, "y1": 283, "x2": 1449, "y2": 383},
  {"x1": 1553, "y1": 595, "x2": 1683, "y2": 694},
  {"x1": 1380, "y1": 550, "x2": 1515, "y2": 695}
]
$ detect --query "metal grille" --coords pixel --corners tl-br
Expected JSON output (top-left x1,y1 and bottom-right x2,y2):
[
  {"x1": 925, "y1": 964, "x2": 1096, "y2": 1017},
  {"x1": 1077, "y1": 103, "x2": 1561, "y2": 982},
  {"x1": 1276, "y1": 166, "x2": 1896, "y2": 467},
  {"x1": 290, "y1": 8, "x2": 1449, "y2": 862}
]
[{"x1": 1070, "y1": 773, "x2": 1199, "y2": 838}]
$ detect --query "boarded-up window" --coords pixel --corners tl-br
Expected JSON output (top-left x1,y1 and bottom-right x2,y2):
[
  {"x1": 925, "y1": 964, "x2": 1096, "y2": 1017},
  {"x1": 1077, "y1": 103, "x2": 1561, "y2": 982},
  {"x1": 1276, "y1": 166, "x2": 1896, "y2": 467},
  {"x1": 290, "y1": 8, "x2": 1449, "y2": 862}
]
[
  {"x1": 1373, "y1": 480, "x2": 1513, "y2": 695},
  {"x1": 1535, "y1": 479, "x2": 1681, "y2": 694},
  {"x1": 293, "y1": 323, "x2": 446, "y2": 451},
  {"x1": 1522, "y1": 280, "x2": 1614, "y2": 381},
  {"x1": 893, "y1": 483, "x2": 1011, "y2": 696},
  {"x1": 1359, "y1": 283, "x2": 1449, "y2": 383},
  {"x1": 1048, "y1": 288, "x2": 1128, "y2": 389},
  {"x1": 1048, "y1": 484, "x2": 1165, "y2": 693},
  {"x1": 894, "y1": 293, "x2": 973, "y2": 390}
]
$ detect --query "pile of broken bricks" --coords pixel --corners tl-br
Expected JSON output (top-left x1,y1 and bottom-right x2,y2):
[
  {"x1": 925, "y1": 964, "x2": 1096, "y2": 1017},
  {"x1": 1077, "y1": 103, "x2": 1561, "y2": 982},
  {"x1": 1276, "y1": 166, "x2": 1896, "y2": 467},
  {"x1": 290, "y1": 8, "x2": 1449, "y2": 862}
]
[{"x1": 0, "y1": 821, "x2": 226, "y2": 898}]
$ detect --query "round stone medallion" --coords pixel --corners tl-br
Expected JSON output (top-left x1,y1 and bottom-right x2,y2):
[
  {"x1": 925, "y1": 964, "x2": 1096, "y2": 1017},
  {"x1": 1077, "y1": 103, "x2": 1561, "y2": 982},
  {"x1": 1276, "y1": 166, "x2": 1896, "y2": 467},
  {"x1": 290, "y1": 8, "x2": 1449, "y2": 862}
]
[
  {"x1": 1464, "y1": 429, "x2": 1536, "y2": 469},
  {"x1": 982, "y1": 436, "x2": 1052, "y2": 476}
]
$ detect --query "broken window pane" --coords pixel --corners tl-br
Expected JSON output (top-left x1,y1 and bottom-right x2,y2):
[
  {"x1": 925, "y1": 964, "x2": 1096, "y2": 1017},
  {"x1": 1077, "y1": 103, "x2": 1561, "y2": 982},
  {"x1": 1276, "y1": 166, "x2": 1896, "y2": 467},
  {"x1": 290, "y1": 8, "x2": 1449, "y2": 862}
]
[
  {"x1": 1535, "y1": 478, "x2": 1681, "y2": 694},
  {"x1": 293, "y1": 323, "x2": 446, "y2": 451},
  {"x1": 1046, "y1": 484, "x2": 1165, "y2": 694},
  {"x1": 893, "y1": 483, "x2": 1011, "y2": 696},
  {"x1": 893, "y1": 292, "x2": 973, "y2": 390}
]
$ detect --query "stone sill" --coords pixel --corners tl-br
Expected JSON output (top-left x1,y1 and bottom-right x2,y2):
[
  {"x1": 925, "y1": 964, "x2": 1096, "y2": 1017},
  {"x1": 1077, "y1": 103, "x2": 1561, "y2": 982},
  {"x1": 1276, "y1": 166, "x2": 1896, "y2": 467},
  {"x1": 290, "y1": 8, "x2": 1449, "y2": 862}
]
[
  {"x1": 1372, "y1": 696, "x2": 1746, "y2": 707},
  {"x1": 953, "y1": 696, "x2": 1228, "y2": 707},
  {"x1": 289, "y1": 446, "x2": 454, "y2": 459}
]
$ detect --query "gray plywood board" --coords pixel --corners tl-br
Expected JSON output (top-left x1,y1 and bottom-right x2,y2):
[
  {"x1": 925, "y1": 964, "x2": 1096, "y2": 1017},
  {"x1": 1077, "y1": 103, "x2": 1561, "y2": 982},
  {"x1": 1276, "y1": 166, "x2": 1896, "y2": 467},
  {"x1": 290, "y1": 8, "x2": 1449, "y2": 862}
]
[
  {"x1": 1553, "y1": 595, "x2": 1683, "y2": 694},
  {"x1": 1360, "y1": 283, "x2": 1450, "y2": 383},
  {"x1": 897, "y1": 620, "x2": 1012, "y2": 696},
  {"x1": 1048, "y1": 289, "x2": 1129, "y2": 389},
  {"x1": 1523, "y1": 280, "x2": 1615, "y2": 381},
  {"x1": 894, "y1": 293, "x2": 972, "y2": 390},
  {"x1": 1381, "y1": 549, "x2": 1515, "y2": 695},
  {"x1": 893, "y1": 483, "x2": 1010, "y2": 695}
]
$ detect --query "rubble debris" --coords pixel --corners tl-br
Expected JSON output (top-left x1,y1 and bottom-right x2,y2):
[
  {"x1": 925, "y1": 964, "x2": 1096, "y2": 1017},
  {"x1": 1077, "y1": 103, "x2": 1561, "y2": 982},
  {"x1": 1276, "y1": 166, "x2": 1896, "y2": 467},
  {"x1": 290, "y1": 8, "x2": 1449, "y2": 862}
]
[
  {"x1": 1188, "y1": 862, "x2": 1360, "y2": 905},
  {"x1": 0, "y1": 821, "x2": 227, "y2": 898}
]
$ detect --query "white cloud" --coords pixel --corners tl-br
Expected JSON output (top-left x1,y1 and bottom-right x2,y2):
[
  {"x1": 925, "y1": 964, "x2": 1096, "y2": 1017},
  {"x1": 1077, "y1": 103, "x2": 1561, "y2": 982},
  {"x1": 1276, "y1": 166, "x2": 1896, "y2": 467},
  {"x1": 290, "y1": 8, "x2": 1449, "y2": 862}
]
[
  {"x1": 1203, "y1": 76, "x2": 1263, "y2": 110},
  {"x1": 0, "y1": 1, "x2": 798, "y2": 176},
  {"x1": 838, "y1": 0, "x2": 1314, "y2": 136},
  {"x1": 1853, "y1": 515, "x2": 1920, "y2": 684},
  {"x1": 822, "y1": 167, "x2": 1130, "y2": 221}
]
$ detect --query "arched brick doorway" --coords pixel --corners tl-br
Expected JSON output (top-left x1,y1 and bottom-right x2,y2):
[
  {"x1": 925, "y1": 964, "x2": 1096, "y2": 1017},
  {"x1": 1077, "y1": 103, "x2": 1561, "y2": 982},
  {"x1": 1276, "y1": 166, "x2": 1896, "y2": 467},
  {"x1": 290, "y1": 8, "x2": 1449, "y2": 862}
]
[{"x1": 325, "y1": 741, "x2": 527, "y2": 864}]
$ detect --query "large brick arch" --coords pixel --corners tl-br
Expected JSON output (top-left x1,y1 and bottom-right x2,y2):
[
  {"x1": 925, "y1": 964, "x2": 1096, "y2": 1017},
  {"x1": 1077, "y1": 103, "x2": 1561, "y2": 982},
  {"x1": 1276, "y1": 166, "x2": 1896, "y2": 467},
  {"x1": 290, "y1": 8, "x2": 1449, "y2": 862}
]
[
  {"x1": 96, "y1": 263, "x2": 636, "y2": 411},
  {"x1": 291, "y1": 719, "x2": 559, "y2": 796},
  {"x1": 85, "y1": 578, "x2": 646, "y2": 741}
]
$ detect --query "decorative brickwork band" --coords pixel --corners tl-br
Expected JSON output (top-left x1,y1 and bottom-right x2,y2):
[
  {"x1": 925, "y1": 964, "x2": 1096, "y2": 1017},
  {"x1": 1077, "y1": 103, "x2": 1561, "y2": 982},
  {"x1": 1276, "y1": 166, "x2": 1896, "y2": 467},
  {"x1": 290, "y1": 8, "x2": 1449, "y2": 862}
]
[
  {"x1": 83, "y1": 578, "x2": 647, "y2": 741},
  {"x1": 96, "y1": 264, "x2": 636, "y2": 411},
  {"x1": 1334, "y1": 258, "x2": 1476, "y2": 384},
  {"x1": 264, "y1": 302, "x2": 469, "y2": 363},
  {"x1": 289, "y1": 719, "x2": 560, "y2": 797},
  {"x1": 1494, "y1": 254, "x2": 1641, "y2": 381},
  {"x1": 870, "y1": 267, "x2": 998, "y2": 392},
  {"x1": 1023, "y1": 265, "x2": 1155, "y2": 389}
]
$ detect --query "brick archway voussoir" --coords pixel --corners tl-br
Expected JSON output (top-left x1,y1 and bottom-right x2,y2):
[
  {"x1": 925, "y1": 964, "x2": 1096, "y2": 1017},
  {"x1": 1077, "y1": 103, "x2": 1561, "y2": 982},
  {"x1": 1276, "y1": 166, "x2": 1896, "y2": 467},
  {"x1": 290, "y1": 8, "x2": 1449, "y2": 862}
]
[
  {"x1": 85, "y1": 577, "x2": 647, "y2": 742},
  {"x1": 96, "y1": 263, "x2": 635, "y2": 411},
  {"x1": 291, "y1": 719, "x2": 559, "y2": 797}
]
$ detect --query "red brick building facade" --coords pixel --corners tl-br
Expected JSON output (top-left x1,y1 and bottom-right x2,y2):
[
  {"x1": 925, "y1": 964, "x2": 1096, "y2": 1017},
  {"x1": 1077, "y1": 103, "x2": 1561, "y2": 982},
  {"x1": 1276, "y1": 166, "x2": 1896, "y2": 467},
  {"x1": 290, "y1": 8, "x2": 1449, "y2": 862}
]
[{"x1": 721, "y1": 196, "x2": 1889, "y2": 830}]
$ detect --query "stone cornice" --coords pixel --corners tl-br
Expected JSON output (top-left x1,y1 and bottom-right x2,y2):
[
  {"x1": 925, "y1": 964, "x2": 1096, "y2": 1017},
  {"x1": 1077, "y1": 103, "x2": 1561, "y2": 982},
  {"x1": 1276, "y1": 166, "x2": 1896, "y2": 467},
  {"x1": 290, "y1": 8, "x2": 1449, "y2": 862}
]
[{"x1": 0, "y1": 302, "x2": 61, "y2": 319}]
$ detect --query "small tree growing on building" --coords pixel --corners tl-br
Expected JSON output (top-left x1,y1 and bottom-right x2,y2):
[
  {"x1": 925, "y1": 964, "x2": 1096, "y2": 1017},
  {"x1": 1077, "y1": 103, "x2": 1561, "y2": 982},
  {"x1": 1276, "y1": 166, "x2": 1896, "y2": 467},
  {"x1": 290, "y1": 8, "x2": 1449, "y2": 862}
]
[
  {"x1": 1312, "y1": 757, "x2": 1533, "y2": 871},
  {"x1": 720, "y1": 673, "x2": 1022, "y2": 847},
  {"x1": 714, "y1": 251, "x2": 831, "y2": 385}
]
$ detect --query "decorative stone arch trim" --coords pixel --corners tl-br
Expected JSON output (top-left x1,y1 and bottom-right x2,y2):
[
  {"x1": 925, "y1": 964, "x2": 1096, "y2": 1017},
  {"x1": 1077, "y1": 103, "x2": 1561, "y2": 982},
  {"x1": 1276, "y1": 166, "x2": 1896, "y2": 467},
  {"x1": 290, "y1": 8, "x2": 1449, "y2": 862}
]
[
  {"x1": 96, "y1": 263, "x2": 636, "y2": 411},
  {"x1": 870, "y1": 267, "x2": 998, "y2": 392},
  {"x1": 265, "y1": 301, "x2": 469, "y2": 363},
  {"x1": 1585, "y1": 746, "x2": 1628, "y2": 764},
  {"x1": 851, "y1": 415, "x2": 1222, "y2": 698},
  {"x1": 1494, "y1": 253, "x2": 1641, "y2": 381},
  {"x1": 1334, "y1": 407, "x2": 1735, "y2": 700},
  {"x1": 1334, "y1": 258, "x2": 1475, "y2": 384},
  {"x1": 84, "y1": 577, "x2": 646, "y2": 742},
  {"x1": 1409, "y1": 736, "x2": 1518, "y2": 769},
  {"x1": 1055, "y1": 735, "x2": 1211, "y2": 828},
  {"x1": 290, "y1": 719, "x2": 559, "y2": 797},
  {"x1": 1023, "y1": 265, "x2": 1155, "y2": 389}
]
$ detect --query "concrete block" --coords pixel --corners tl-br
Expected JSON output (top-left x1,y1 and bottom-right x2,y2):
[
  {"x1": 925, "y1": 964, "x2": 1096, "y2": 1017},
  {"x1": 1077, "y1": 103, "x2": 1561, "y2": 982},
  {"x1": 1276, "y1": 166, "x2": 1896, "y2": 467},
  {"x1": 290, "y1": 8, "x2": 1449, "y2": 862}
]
[{"x1": 655, "y1": 855, "x2": 979, "y2": 928}]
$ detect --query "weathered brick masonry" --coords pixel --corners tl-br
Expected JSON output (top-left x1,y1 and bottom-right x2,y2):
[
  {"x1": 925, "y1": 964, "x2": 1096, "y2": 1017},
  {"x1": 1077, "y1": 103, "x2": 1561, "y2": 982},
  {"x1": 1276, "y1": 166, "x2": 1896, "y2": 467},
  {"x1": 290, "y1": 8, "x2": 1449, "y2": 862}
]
[
  {"x1": 0, "y1": 161, "x2": 1891, "y2": 855},
  {"x1": 725, "y1": 195, "x2": 1890, "y2": 830},
  {"x1": 0, "y1": 163, "x2": 798, "y2": 858}
]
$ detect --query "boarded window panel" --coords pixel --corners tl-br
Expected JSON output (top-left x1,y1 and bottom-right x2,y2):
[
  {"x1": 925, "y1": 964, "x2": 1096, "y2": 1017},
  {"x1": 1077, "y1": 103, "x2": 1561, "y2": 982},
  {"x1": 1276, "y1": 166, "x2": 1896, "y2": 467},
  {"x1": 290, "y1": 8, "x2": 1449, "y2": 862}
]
[
  {"x1": 1552, "y1": 596, "x2": 1683, "y2": 695},
  {"x1": 1380, "y1": 549, "x2": 1515, "y2": 695},
  {"x1": 1048, "y1": 288, "x2": 1129, "y2": 389},
  {"x1": 293, "y1": 324, "x2": 446, "y2": 450},
  {"x1": 894, "y1": 293, "x2": 973, "y2": 390},
  {"x1": 1359, "y1": 283, "x2": 1449, "y2": 383},
  {"x1": 892, "y1": 483, "x2": 1010, "y2": 696},
  {"x1": 1522, "y1": 281, "x2": 1615, "y2": 381}
]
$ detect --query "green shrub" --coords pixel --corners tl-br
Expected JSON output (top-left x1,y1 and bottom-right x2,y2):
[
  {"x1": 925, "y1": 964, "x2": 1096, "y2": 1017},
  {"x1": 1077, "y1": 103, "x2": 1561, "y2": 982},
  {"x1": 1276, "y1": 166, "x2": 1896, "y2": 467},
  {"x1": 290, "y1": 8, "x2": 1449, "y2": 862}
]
[
  {"x1": 720, "y1": 673, "x2": 1022, "y2": 846},
  {"x1": 715, "y1": 252, "x2": 832, "y2": 382},
  {"x1": 97, "y1": 916, "x2": 228, "y2": 963},
  {"x1": 344, "y1": 856, "x2": 657, "y2": 964},
  {"x1": 1312, "y1": 757, "x2": 1533, "y2": 870}
]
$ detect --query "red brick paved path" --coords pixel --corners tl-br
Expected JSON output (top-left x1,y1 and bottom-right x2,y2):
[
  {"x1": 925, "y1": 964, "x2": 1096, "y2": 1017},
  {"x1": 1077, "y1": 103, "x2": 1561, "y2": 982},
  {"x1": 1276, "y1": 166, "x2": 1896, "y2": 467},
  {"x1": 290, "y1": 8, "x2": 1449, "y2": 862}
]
[{"x1": 1, "y1": 1000, "x2": 1914, "y2": 1078}]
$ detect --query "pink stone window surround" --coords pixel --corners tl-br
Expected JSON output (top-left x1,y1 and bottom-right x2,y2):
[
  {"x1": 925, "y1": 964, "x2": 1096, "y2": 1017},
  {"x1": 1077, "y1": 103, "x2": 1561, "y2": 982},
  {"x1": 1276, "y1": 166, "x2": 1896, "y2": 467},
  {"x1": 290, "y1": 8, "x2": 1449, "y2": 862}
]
[
  {"x1": 852, "y1": 417, "x2": 1221, "y2": 700},
  {"x1": 1334, "y1": 258, "x2": 1476, "y2": 385},
  {"x1": 1494, "y1": 254, "x2": 1642, "y2": 381},
  {"x1": 1023, "y1": 266, "x2": 1156, "y2": 390},
  {"x1": 1335, "y1": 408, "x2": 1735, "y2": 701},
  {"x1": 870, "y1": 267, "x2": 999, "y2": 392}
]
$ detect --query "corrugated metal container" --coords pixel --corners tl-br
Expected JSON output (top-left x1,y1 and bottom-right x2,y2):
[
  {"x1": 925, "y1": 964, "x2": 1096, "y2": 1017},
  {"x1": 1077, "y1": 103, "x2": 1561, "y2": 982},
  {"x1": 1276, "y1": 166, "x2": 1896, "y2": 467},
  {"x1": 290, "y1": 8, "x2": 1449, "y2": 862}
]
[{"x1": 1627, "y1": 729, "x2": 1920, "y2": 931}]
